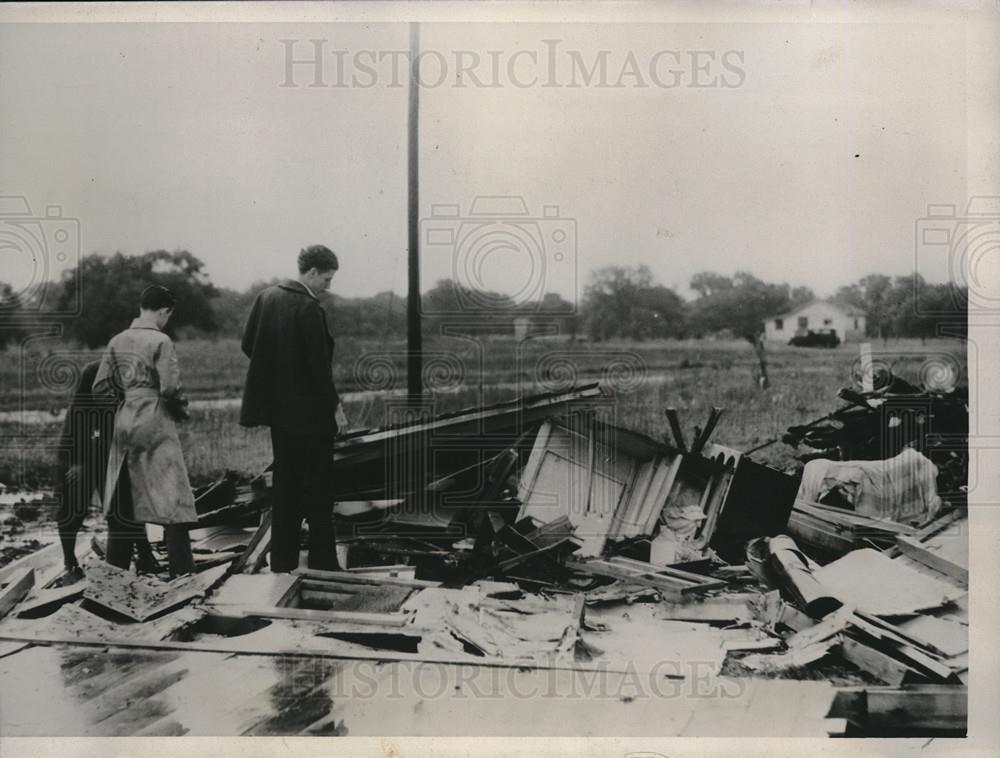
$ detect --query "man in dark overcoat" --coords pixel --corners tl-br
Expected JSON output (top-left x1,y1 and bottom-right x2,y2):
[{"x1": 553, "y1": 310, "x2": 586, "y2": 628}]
[{"x1": 240, "y1": 245, "x2": 342, "y2": 572}]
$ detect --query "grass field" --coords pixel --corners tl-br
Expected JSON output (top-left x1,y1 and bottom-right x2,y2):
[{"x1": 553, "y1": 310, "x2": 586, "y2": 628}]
[{"x1": 0, "y1": 335, "x2": 967, "y2": 488}]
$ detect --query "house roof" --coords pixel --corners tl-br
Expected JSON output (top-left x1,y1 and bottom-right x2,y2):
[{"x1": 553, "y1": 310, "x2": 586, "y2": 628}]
[{"x1": 772, "y1": 299, "x2": 866, "y2": 320}]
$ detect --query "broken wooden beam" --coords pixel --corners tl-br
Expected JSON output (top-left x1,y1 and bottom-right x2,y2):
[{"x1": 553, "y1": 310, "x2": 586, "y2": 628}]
[
  {"x1": 895, "y1": 535, "x2": 968, "y2": 587},
  {"x1": 608, "y1": 556, "x2": 728, "y2": 592},
  {"x1": 664, "y1": 408, "x2": 688, "y2": 452},
  {"x1": 224, "y1": 605, "x2": 413, "y2": 627},
  {"x1": 15, "y1": 582, "x2": 85, "y2": 619},
  {"x1": 294, "y1": 568, "x2": 440, "y2": 589},
  {"x1": 690, "y1": 407, "x2": 724, "y2": 454},
  {"x1": 228, "y1": 509, "x2": 272, "y2": 575},
  {"x1": 839, "y1": 637, "x2": 921, "y2": 687},
  {"x1": 832, "y1": 684, "x2": 967, "y2": 735},
  {"x1": 0, "y1": 568, "x2": 34, "y2": 620},
  {"x1": 572, "y1": 558, "x2": 719, "y2": 600}
]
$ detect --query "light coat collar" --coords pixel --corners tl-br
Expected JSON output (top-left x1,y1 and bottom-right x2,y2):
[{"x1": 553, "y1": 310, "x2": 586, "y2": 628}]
[{"x1": 130, "y1": 315, "x2": 162, "y2": 331}]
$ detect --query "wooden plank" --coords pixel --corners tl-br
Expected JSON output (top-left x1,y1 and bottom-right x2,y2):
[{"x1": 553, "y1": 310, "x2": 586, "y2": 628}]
[
  {"x1": 839, "y1": 638, "x2": 918, "y2": 687},
  {"x1": 0, "y1": 627, "x2": 646, "y2": 675},
  {"x1": 15, "y1": 583, "x2": 85, "y2": 618},
  {"x1": 786, "y1": 514, "x2": 857, "y2": 555},
  {"x1": 609, "y1": 556, "x2": 728, "y2": 590},
  {"x1": 691, "y1": 407, "x2": 723, "y2": 454},
  {"x1": 227, "y1": 605, "x2": 413, "y2": 627},
  {"x1": 895, "y1": 615, "x2": 968, "y2": 658},
  {"x1": 695, "y1": 444, "x2": 741, "y2": 549},
  {"x1": 660, "y1": 594, "x2": 755, "y2": 624},
  {"x1": 848, "y1": 615, "x2": 960, "y2": 684},
  {"x1": 207, "y1": 572, "x2": 301, "y2": 608},
  {"x1": 610, "y1": 457, "x2": 657, "y2": 541},
  {"x1": 0, "y1": 543, "x2": 60, "y2": 586},
  {"x1": 191, "y1": 551, "x2": 241, "y2": 571},
  {"x1": 664, "y1": 408, "x2": 688, "y2": 452},
  {"x1": 777, "y1": 603, "x2": 815, "y2": 633},
  {"x1": 0, "y1": 568, "x2": 35, "y2": 620},
  {"x1": 0, "y1": 640, "x2": 31, "y2": 659},
  {"x1": 496, "y1": 541, "x2": 566, "y2": 573},
  {"x1": 826, "y1": 689, "x2": 867, "y2": 731},
  {"x1": 346, "y1": 565, "x2": 416, "y2": 579},
  {"x1": 189, "y1": 525, "x2": 255, "y2": 553},
  {"x1": 229, "y1": 509, "x2": 271, "y2": 575},
  {"x1": 335, "y1": 385, "x2": 601, "y2": 460},
  {"x1": 862, "y1": 685, "x2": 967, "y2": 733},
  {"x1": 578, "y1": 558, "x2": 723, "y2": 596},
  {"x1": 572, "y1": 560, "x2": 686, "y2": 599},
  {"x1": 641, "y1": 455, "x2": 683, "y2": 535},
  {"x1": 722, "y1": 637, "x2": 783, "y2": 653},
  {"x1": 911, "y1": 508, "x2": 966, "y2": 542},
  {"x1": 583, "y1": 414, "x2": 597, "y2": 523},
  {"x1": 850, "y1": 612, "x2": 950, "y2": 660},
  {"x1": 515, "y1": 418, "x2": 554, "y2": 509},
  {"x1": 896, "y1": 536, "x2": 968, "y2": 587},
  {"x1": 295, "y1": 568, "x2": 439, "y2": 589}
]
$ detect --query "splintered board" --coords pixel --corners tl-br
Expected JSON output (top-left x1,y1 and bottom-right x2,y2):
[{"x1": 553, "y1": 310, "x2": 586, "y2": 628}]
[
  {"x1": 573, "y1": 557, "x2": 726, "y2": 600},
  {"x1": 895, "y1": 524, "x2": 968, "y2": 587},
  {"x1": 84, "y1": 564, "x2": 226, "y2": 622},
  {"x1": 0, "y1": 569, "x2": 35, "y2": 619}
]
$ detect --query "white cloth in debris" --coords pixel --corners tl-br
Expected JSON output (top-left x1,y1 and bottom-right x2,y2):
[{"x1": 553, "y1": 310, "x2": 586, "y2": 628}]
[{"x1": 796, "y1": 447, "x2": 941, "y2": 526}]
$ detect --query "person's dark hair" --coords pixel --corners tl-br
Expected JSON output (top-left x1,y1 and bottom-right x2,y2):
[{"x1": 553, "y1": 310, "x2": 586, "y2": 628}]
[
  {"x1": 298, "y1": 245, "x2": 339, "y2": 274},
  {"x1": 140, "y1": 284, "x2": 176, "y2": 311}
]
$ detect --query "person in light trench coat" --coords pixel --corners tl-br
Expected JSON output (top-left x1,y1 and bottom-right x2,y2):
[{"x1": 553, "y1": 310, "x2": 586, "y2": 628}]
[{"x1": 94, "y1": 284, "x2": 197, "y2": 576}]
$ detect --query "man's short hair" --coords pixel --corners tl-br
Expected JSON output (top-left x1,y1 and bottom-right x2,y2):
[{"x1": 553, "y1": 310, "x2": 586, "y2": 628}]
[
  {"x1": 298, "y1": 245, "x2": 339, "y2": 274},
  {"x1": 140, "y1": 284, "x2": 176, "y2": 311}
]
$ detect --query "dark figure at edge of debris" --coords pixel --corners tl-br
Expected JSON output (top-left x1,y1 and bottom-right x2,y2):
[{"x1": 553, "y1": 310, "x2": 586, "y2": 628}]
[
  {"x1": 52, "y1": 361, "x2": 158, "y2": 584},
  {"x1": 239, "y1": 245, "x2": 345, "y2": 573},
  {"x1": 94, "y1": 284, "x2": 197, "y2": 577}
]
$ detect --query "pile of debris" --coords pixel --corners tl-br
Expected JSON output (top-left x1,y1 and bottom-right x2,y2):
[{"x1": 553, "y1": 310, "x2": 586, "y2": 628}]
[
  {"x1": 0, "y1": 382, "x2": 969, "y2": 737},
  {"x1": 782, "y1": 367, "x2": 968, "y2": 503}
]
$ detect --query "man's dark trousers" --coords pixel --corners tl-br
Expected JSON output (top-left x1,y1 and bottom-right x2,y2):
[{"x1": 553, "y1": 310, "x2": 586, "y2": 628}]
[{"x1": 269, "y1": 429, "x2": 338, "y2": 572}]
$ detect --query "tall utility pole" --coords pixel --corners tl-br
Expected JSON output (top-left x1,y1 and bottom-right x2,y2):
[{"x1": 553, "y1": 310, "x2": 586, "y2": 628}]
[{"x1": 406, "y1": 22, "x2": 422, "y2": 399}]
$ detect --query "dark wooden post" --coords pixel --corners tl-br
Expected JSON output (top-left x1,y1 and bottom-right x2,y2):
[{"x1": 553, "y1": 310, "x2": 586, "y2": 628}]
[
  {"x1": 753, "y1": 334, "x2": 770, "y2": 390},
  {"x1": 407, "y1": 21, "x2": 422, "y2": 400}
]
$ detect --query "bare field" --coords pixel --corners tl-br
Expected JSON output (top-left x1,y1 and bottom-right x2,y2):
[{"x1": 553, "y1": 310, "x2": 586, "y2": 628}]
[{"x1": 0, "y1": 336, "x2": 967, "y2": 488}]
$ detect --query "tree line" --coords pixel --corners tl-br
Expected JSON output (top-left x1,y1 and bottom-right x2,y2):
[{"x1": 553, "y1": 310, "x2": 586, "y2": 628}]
[{"x1": 0, "y1": 251, "x2": 968, "y2": 349}]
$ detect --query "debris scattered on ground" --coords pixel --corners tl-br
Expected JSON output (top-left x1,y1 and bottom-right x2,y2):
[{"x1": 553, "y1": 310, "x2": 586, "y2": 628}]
[{"x1": 0, "y1": 378, "x2": 970, "y2": 737}]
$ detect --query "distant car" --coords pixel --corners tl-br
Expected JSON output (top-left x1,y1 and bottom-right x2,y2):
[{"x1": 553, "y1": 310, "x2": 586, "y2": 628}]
[{"x1": 789, "y1": 329, "x2": 840, "y2": 348}]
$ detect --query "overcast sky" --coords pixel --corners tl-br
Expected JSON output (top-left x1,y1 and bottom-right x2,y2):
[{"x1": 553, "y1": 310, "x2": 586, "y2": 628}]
[{"x1": 0, "y1": 18, "x2": 972, "y2": 304}]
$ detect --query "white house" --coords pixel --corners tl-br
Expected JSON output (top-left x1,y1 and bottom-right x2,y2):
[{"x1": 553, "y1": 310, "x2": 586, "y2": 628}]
[{"x1": 764, "y1": 299, "x2": 866, "y2": 343}]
